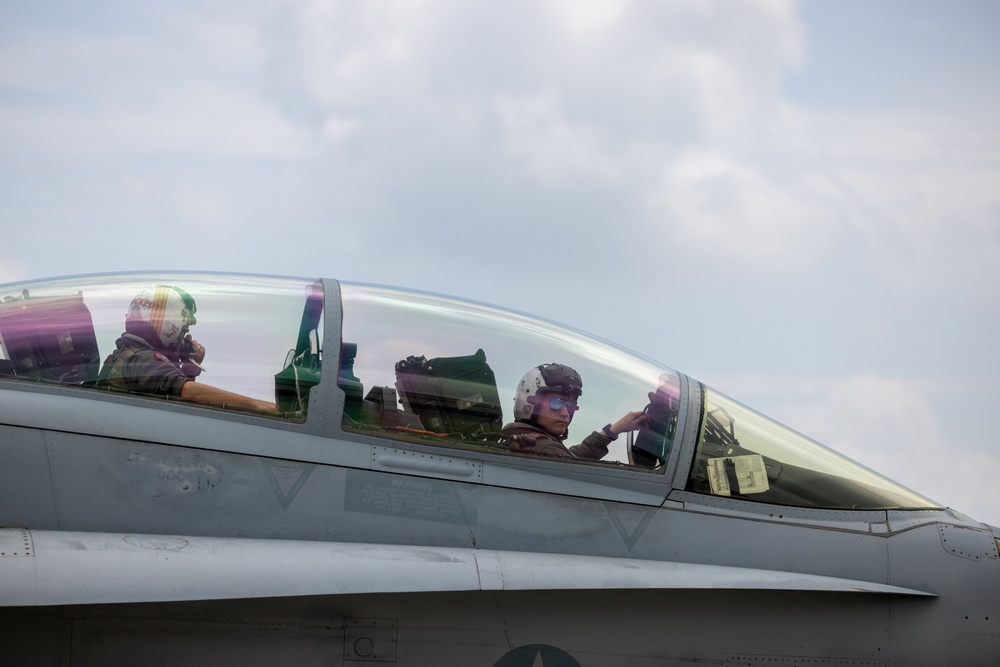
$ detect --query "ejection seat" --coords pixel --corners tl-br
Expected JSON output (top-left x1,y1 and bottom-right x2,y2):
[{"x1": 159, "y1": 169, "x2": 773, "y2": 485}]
[
  {"x1": 393, "y1": 348, "x2": 503, "y2": 441},
  {"x1": 0, "y1": 290, "x2": 101, "y2": 384}
]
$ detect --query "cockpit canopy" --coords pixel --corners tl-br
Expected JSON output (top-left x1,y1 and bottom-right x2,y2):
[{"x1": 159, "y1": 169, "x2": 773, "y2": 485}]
[{"x1": 0, "y1": 272, "x2": 938, "y2": 513}]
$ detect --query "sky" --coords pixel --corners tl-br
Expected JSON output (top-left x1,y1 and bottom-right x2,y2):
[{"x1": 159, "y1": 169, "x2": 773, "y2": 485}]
[{"x1": 1, "y1": 0, "x2": 997, "y2": 525}]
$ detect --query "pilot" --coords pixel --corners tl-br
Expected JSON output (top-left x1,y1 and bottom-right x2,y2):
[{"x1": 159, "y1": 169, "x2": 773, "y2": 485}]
[
  {"x1": 502, "y1": 363, "x2": 647, "y2": 460},
  {"x1": 97, "y1": 285, "x2": 278, "y2": 414}
]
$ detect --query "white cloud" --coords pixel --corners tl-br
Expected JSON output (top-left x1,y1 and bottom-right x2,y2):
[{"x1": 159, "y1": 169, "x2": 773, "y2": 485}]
[
  {"x1": 257, "y1": 0, "x2": 1000, "y2": 296},
  {"x1": 545, "y1": 0, "x2": 629, "y2": 40},
  {"x1": 0, "y1": 1, "x2": 994, "y2": 294},
  {"x1": 1, "y1": 86, "x2": 309, "y2": 159},
  {"x1": 646, "y1": 148, "x2": 842, "y2": 269},
  {"x1": 772, "y1": 375, "x2": 1000, "y2": 526},
  {"x1": 321, "y1": 115, "x2": 358, "y2": 142},
  {"x1": 0, "y1": 4, "x2": 308, "y2": 160},
  {"x1": 637, "y1": 99, "x2": 1000, "y2": 286},
  {"x1": 493, "y1": 91, "x2": 618, "y2": 187},
  {"x1": 267, "y1": 0, "x2": 815, "y2": 276},
  {"x1": 292, "y1": 0, "x2": 444, "y2": 106}
]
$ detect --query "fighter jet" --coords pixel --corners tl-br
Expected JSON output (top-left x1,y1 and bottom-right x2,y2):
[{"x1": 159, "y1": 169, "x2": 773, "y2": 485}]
[{"x1": 0, "y1": 271, "x2": 996, "y2": 666}]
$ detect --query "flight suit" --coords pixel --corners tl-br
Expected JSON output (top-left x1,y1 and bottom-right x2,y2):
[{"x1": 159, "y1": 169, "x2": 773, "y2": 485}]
[
  {"x1": 501, "y1": 420, "x2": 612, "y2": 460},
  {"x1": 97, "y1": 333, "x2": 197, "y2": 397}
]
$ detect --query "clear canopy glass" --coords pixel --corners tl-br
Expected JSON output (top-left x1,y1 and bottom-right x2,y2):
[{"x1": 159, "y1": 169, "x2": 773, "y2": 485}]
[
  {"x1": 338, "y1": 282, "x2": 678, "y2": 467},
  {"x1": 0, "y1": 273, "x2": 941, "y2": 511},
  {"x1": 0, "y1": 272, "x2": 321, "y2": 419},
  {"x1": 686, "y1": 388, "x2": 938, "y2": 510}
]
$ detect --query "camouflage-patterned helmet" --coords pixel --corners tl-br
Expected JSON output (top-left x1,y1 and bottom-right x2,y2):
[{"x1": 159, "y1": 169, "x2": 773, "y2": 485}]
[{"x1": 513, "y1": 363, "x2": 583, "y2": 421}]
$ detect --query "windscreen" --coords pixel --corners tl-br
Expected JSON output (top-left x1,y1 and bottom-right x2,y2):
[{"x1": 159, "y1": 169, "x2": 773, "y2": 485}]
[{"x1": 687, "y1": 387, "x2": 939, "y2": 510}]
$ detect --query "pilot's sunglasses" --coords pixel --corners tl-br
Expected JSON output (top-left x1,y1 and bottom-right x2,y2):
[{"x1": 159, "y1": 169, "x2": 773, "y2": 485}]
[{"x1": 547, "y1": 397, "x2": 579, "y2": 413}]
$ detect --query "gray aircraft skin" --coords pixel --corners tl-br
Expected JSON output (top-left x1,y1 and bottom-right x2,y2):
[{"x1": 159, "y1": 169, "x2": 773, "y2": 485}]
[{"x1": 0, "y1": 272, "x2": 996, "y2": 666}]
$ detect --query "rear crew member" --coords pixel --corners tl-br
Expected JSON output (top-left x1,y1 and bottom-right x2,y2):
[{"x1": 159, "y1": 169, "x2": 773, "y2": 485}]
[{"x1": 98, "y1": 285, "x2": 278, "y2": 414}]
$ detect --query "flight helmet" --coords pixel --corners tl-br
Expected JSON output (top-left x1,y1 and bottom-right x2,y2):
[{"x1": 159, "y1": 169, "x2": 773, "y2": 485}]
[
  {"x1": 125, "y1": 285, "x2": 197, "y2": 349},
  {"x1": 513, "y1": 363, "x2": 583, "y2": 421}
]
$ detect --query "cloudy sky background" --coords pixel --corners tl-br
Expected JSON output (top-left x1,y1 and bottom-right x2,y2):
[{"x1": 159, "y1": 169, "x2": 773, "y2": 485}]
[{"x1": 1, "y1": 1, "x2": 997, "y2": 525}]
